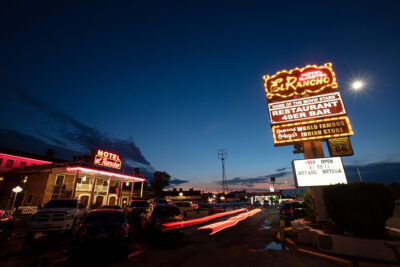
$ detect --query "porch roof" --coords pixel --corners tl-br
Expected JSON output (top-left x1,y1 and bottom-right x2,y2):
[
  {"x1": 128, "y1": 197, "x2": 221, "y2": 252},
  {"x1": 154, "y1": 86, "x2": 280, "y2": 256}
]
[{"x1": 66, "y1": 166, "x2": 145, "y2": 182}]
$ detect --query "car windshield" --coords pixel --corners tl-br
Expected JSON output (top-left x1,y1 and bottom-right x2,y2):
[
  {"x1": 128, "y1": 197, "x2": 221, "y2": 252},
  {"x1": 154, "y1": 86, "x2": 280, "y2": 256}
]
[
  {"x1": 154, "y1": 199, "x2": 168, "y2": 204},
  {"x1": 175, "y1": 202, "x2": 190, "y2": 207},
  {"x1": 99, "y1": 205, "x2": 121, "y2": 209},
  {"x1": 282, "y1": 203, "x2": 294, "y2": 209},
  {"x1": 294, "y1": 203, "x2": 305, "y2": 208},
  {"x1": 154, "y1": 206, "x2": 180, "y2": 217},
  {"x1": 131, "y1": 201, "x2": 149, "y2": 207},
  {"x1": 83, "y1": 211, "x2": 126, "y2": 224},
  {"x1": 44, "y1": 199, "x2": 77, "y2": 208}
]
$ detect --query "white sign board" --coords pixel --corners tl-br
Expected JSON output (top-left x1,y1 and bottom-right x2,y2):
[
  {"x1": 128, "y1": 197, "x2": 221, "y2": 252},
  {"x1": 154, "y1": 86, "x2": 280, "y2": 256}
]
[{"x1": 292, "y1": 157, "x2": 347, "y2": 187}]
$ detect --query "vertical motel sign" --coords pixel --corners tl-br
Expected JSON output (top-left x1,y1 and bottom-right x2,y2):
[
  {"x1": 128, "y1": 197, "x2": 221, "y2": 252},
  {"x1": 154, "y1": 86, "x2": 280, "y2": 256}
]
[{"x1": 263, "y1": 62, "x2": 353, "y2": 146}]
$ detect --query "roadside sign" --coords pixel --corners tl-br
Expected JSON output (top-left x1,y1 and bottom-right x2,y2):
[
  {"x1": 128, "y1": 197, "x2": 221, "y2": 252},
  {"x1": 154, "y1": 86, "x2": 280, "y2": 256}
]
[
  {"x1": 263, "y1": 62, "x2": 338, "y2": 103},
  {"x1": 292, "y1": 157, "x2": 348, "y2": 187},
  {"x1": 272, "y1": 116, "x2": 353, "y2": 146},
  {"x1": 268, "y1": 92, "x2": 346, "y2": 125},
  {"x1": 328, "y1": 137, "x2": 354, "y2": 157}
]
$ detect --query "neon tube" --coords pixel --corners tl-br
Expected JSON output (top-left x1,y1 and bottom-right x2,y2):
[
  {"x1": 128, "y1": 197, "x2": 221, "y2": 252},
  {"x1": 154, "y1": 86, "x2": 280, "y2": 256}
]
[
  {"x1": 66, "y1": 167, "x2": 145, "y2": 181},
  {"x1": 161, "y1": 208, "x2": 246, "y2": 231},
  {"x1": 197, "y1": 208, "x2": 261, "y2": 235},
  {"x1": 0, "y1": 153, "x2": 52, "y2": 164}
]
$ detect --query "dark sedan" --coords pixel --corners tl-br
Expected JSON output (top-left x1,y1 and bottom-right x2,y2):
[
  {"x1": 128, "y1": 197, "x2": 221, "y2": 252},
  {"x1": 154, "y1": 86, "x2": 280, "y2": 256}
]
[
  {"x1": 126, "y1": 200, "x2": 149, "y2": 223},
  {"x1": 74, "y1": 209, "x2": 130, "y2": 249},
  {"x1": 141, "y1": 204, "x2": 183, "y2": 236}
]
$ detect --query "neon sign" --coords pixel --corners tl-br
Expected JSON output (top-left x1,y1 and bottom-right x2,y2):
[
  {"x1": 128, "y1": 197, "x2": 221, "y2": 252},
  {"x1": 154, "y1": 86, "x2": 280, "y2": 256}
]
[
  {"x1": 94, "y1": 149, "x2": 122, "y2": 169},
  {"x1": 272, "y1": 116, "x2": 353, "y2": 146},
  {"x1": 268, "y1": 92, "x2": 346, "y2": 125},
  {"x1": 263, "y1": 63, "x2": 338, "y2": 103}
]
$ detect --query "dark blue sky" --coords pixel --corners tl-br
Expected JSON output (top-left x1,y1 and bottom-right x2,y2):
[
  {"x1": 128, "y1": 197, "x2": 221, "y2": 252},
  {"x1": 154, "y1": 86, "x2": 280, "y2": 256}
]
[{"x1": 1, "y1": 0, "x2": 399, "y2": 190}]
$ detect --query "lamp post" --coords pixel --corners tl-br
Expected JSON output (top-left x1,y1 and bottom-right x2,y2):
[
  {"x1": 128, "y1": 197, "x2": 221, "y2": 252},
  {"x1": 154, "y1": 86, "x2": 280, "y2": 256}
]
[{"x1": 11, "y1": 186, "x2": 23, "y2": 214}]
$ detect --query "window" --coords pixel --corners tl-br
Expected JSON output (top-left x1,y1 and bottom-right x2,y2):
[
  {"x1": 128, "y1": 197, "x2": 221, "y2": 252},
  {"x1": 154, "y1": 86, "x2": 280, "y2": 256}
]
[
  {"x1": 20, "y1": 162, "x2": 27, "y2": 167},
  {"x1": 25, "y1": 193, "x2": 34, "y2": 205},
  {"x1": 55, "y1": 175, "x2": 64, "y2": 185},
  {"x1": 52, "y1": 175, "x2": 65, "y2": 199},
  {"x1": 0, "y1": 158, "x2": 3, "y2": 166},
  {"x1": 6, "y1": 160, "x2": 14, "y2": 168}
]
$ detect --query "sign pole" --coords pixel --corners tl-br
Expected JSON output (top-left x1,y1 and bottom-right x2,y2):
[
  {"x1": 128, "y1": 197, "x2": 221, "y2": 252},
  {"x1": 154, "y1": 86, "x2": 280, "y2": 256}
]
[{"x1": 303, "y1": 141, "x2": 329, "y2": 222}]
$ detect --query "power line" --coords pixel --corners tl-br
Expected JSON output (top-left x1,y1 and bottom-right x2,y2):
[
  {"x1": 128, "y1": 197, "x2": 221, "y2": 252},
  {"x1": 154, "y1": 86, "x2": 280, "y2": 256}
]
[{"x1": 218, "y1": 149, "x2": 228, "y2": 194}]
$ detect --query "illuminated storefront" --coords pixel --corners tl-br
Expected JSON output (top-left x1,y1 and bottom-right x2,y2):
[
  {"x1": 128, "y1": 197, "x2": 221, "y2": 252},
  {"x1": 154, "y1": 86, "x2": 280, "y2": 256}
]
[{"x1": 0, "y1": 148, "x2": 146, "y2": 210}]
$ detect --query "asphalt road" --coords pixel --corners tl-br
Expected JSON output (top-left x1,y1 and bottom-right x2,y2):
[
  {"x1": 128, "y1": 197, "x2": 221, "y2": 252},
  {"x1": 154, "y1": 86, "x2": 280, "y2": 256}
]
[{"x1": 0, "y1": 208, "x2": 339, "y2": 267}]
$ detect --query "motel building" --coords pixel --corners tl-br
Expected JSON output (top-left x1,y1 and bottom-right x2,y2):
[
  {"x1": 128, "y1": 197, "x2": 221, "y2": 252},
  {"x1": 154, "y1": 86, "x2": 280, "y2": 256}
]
[{"x1": 0, "y1": 147, "x2": 146, "y2": 212}]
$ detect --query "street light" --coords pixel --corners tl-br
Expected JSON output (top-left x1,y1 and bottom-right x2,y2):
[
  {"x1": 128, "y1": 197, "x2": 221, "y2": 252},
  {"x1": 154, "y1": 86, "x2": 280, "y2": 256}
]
[
  {"x1": 11, "y1": 186, "x2": 23, "y2": 214},
  {"x1": 352, "y1": 80, "x2": 364, "y2": 90}
]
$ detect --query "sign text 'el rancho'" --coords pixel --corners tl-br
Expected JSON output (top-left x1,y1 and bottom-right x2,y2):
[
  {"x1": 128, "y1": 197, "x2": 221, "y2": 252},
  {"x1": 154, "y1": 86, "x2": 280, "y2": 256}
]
[{"x1": 94, "y1": 149, "x2": 122, "y2": 169}]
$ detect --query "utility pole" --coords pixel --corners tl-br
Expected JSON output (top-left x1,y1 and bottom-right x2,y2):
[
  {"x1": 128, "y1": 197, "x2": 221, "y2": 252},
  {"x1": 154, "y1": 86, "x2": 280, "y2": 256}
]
[
  {"x1": 218, "y1": 149, "x2": 228, "y2": 194},
  {"x1": 357, "y1": 168, "x2": 363, "y2": 182}
]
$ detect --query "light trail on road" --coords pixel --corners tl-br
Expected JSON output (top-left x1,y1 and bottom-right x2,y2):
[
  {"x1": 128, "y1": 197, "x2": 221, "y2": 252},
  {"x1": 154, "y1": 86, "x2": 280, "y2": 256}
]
[
  {"x1": 161, "y1": 208, "x2": 246, "y2": 231},
  {"x1": 197, "y1": 208, "x2": 261, "y2": 235}
]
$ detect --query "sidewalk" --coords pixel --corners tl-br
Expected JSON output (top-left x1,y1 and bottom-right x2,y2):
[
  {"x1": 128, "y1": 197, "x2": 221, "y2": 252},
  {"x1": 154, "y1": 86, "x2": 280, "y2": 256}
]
[{"x1": 387, "y1": 202, "x2": 400, "y2": 230}]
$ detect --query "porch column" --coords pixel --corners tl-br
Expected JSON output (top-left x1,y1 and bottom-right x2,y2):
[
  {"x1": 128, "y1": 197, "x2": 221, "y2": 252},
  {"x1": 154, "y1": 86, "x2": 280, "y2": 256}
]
[
  {"x1": 71, "y1": 170, "x2": 80, "y2": 198},
  {"x1": 88, "y1": 173, "x2": 97, "y2": 209},
  {"x1": 118, "y1": 179, "x2": 123, "y2": 206},
  {"x1": 105, "y1": 176, "x2": 111, "y2": 205},
  {"x1": 140, "y1": 181, "x2": 144, "y2": 198},
  {"x1": 130, "y1": 181, "x2": 134, "y2": 201}
]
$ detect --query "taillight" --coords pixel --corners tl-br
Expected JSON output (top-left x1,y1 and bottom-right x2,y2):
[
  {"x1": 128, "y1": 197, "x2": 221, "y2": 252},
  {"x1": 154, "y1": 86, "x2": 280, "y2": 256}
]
[
  {"x1": 80, "y1": 225, "x2": 88, "y2": 236},
  {"x1": 122, "y1": 224, "x2": 129, "y2": 234}
]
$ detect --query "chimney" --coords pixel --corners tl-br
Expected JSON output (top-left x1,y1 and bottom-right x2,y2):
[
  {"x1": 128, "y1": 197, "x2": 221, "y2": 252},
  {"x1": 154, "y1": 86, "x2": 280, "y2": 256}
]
[{"x1": 45, "y1": 149, "x2": 55, "y2": 158}]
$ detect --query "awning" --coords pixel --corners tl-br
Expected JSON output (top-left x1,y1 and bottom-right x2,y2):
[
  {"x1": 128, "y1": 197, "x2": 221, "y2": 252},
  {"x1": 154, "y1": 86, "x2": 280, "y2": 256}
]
[{"x1": 66, "y1": 167, "x2": 145, "y2": 182}]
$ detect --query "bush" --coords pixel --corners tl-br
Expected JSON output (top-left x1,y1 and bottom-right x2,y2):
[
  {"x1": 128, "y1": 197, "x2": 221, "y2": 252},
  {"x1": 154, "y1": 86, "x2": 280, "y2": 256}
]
[
  {"x1": 323, "y1": 183, "x2": 395, "y2": 238},
  {"x1": 303, "y1": 190, "x2": 315, "y2": 219},
  {"x1": 389, "y1": 183, "x2": 400, "y2": 200}
]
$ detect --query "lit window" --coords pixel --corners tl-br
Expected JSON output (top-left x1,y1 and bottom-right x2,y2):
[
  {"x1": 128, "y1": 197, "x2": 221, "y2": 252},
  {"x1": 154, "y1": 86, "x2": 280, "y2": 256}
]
[{"x1": 6, "y1": 160, "x2": 14, "y2": 168}]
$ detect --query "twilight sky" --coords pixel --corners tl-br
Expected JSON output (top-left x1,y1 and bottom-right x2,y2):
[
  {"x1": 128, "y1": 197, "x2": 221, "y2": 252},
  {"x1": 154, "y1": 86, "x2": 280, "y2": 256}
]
[{"x1": 1, "y1": 0, "x2": 400, "y2": 191}]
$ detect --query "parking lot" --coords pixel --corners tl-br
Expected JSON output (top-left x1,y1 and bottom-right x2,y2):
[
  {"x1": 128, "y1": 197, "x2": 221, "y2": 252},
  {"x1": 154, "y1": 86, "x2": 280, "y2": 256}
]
[{"x1": 0, "y1": 205, "x2": 340, "y2": 267}]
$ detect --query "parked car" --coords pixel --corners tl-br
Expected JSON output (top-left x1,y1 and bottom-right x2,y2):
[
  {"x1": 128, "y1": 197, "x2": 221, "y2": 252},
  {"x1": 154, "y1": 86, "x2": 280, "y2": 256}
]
[
  {"x1": 26, "y1": 198, "x2": 86, "y2": 240},
  {"x1": 99, "y1": 205, "x2": 121, "y2": 210},
  {"x1": 148, "y1": 198, "x2": 169, "y2": 205},
  {"x1": 174, "y1": 202, "x2": 194, "y2": 217},
  {"x1": 186, "y1": 202, "x2": 211, "y2": 218},
  {"x1": 279, "y1": 201, "x2": 306, "y2": 220},
  {"x1": 74, "y1": 209, "x2": 130, "y2": 248},
  {"x1": 0, "y1": 210, "x2": 14, "y2": 241},
  {"x1": 141, "y1": 204, "x2": 183, "y2": 235},
  {"x1": 126, "y1": 200, "x2": 149, "y2": 223}
]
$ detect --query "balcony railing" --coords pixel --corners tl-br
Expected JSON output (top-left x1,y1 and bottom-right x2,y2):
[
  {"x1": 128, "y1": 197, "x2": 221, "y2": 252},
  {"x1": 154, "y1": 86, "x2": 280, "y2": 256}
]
[{"x1": 76, "y1": 183, "x2": 109, "y2": 192}]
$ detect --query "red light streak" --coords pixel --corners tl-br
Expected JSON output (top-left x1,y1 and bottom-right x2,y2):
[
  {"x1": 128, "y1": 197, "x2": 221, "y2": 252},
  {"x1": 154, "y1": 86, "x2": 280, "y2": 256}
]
[
  {"x1": 197, "y1": 208, "x2": 261, "y2": 235},
  {"x1": 66, "y1": 167, "x2": 145, "y2": 181},
  {"x1": 161, "y1": 208, "x2": 246, "y2": 231}
]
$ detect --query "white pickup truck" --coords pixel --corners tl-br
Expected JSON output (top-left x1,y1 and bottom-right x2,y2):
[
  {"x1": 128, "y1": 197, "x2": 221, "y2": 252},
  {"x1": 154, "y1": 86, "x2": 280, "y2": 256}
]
[{"x1": 26, "y1": 198, "x2": 87, "y2": 240}]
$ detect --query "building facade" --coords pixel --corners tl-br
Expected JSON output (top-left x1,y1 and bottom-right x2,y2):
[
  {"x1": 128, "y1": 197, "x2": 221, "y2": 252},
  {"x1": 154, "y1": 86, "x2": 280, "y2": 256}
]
[{"x1": 0, "y1": 148, "x2": 146, "y2": 211}]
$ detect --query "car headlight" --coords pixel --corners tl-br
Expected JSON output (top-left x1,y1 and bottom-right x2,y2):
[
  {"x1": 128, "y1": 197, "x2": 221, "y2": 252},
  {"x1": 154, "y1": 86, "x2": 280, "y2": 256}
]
[{"x1": 66, "y1": 213, "x2": 74, "y2": 220}]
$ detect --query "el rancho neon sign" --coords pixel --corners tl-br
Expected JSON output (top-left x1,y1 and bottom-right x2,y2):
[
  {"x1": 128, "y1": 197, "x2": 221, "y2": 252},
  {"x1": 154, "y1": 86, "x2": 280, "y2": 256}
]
[
  {"x1": 94, "y1": 149, "x2": 121, "y2": 169},
  {"x1": 263, "y1": 63, "x2": 338, "y2": 103}
]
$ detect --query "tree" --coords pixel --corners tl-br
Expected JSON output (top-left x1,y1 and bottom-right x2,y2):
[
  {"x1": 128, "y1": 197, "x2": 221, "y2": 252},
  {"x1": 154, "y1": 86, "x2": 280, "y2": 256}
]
[{"x1": 151, "y1": 171, "x2": 171, "y2": 197}]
